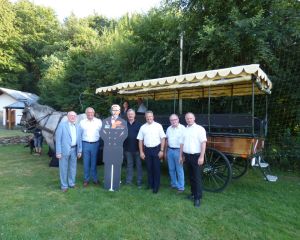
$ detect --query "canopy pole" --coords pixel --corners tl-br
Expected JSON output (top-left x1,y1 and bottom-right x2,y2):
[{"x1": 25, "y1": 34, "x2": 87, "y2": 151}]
[
  {"x1": 208, "y1": 86, "x2": 211, "y2": 133},
  {"x1": 173, "y1": 91, "x2": 177, "y2": 113},
  {"x1": 252, "y1": 76, "x2": 255, "y2": 136},
  {"x1": 178, "y1": 32, "x2": 183, "y2": 114}
]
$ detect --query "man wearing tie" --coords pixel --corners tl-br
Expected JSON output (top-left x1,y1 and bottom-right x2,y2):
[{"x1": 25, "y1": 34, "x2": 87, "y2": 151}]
[
  {"x1": 56, "y1": 111, "x2": 82, "y2": 192},
  {"x1": 101, "y1": 104, "x2": 128, "y2": 191}
]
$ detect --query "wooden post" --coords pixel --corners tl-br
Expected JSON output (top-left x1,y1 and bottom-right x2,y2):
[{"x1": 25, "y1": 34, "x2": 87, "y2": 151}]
[{"x1": 8, "y1": 109, "x2": 11, "y2": 129}]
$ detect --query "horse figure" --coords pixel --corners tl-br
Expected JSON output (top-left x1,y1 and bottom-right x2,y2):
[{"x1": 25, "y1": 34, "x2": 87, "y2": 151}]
[{"x1": 20, "y1": 102, "x2": 85, "y2": 150}]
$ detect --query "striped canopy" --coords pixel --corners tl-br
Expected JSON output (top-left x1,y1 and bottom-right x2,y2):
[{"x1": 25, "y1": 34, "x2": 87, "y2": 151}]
[{"x1": 95, "y1": 64, "x2": 272, "y2": 100}]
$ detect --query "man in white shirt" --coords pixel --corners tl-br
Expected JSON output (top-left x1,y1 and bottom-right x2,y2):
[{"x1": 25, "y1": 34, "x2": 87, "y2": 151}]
[
  {"x1": 80, "y1": 107, "x2": 102, "y2": 187},
  {"x1": 180, "y1": 112, "x2": 207, "y2": 207},
  {"x1": 137, "y1": 110, "x2": 166, "y2": 193},
  {"x1": 136, "y1": 98, "x2": 147, "y2": 114},
  {"x1": 165, "y1": 114, "x2": 185, "y2": 192}
]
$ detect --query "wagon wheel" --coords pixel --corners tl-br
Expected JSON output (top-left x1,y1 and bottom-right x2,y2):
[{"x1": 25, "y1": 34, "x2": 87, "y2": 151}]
[
  {"x1": 202, "y1": 148, "x2": 232, "y2": 192},
  {"x1": 227, "y1": 156, "x2": 248, "y2": 179}
]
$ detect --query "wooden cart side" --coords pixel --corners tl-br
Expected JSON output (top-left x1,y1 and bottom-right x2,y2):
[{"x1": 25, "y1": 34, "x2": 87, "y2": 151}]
[{"x1": 207, "y1": 135, "x2": 264, "y2": 159}]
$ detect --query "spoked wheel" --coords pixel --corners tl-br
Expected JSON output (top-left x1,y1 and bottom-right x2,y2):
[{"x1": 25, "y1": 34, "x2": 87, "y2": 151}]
[
  {"x1": 202, "y1": 148, "x2": 232, "y2": 192},
  {"x1": 228, "y1": 156, "x2": 248, "y2": 179}
]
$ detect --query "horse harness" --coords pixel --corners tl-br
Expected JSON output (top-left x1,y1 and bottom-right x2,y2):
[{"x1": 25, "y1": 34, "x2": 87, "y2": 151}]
[{"x1": 24, "y1": 108, "x2": 66, "y2": 136}]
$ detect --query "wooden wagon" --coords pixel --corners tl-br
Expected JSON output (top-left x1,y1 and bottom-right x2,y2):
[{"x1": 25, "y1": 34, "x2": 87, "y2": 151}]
[{"x1": 96, "y1": 64, "x2": 277, "y2": 192}]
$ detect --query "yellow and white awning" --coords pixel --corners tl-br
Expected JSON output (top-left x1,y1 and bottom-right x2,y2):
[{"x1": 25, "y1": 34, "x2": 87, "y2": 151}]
[{"x1": 95, "y1": 64, "x2": 272, "y2": 100}]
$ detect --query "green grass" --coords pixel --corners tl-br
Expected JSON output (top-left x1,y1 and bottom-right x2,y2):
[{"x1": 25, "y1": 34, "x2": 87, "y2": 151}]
[
  {"x1": 0, "y1": 128, "x2": 31, "y2": 138},
  {"x1": 0, "y1": 144, "x2": 299, "y2": 240}
]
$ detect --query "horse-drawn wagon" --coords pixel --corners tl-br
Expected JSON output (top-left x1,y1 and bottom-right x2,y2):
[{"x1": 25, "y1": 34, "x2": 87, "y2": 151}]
[{"x1": 96, "y1": 64, "x2": 277, "y2": 192}]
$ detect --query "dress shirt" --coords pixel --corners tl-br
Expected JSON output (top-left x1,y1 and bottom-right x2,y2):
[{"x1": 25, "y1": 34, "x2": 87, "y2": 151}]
[
  {"x1": 137, "y1": 121, "x2": 166, "y2": 147},
  {"x1": 137, "y1": 103, "x2": 147, "y2": 113},
  {"x1": 166, "y1": 124, "x2": 185, "y2": 148},
  {"x1": 69, "y1": 123, "x2": 77, "y2": 146},
  {"x1": 80, "y1": 117, "x2": 102, "y2": 142},
  {"x1": 181, "y1": 123, "x2": 207, "y2": 154}
]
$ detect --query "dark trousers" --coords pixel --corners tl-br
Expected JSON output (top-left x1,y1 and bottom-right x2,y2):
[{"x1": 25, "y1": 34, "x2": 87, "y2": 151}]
[
  {"x1": 103, "y1": 147, "x2": 123, "y2": 191},
  {"x1": 144, "y1": 145, "x2": 161, "y2": 191},
  {"x1": 184, "y1": 153, "x2": 202, "y2": 200},
  {"x1": 104, "y1": 162, "x2": 122, "y2": 191}
]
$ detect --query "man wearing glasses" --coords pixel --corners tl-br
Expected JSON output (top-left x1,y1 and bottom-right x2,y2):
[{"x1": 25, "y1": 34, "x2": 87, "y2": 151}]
[
  {"x1": 56, "y1": 111, "x2": 82, "y2": 192},
  {"x1": 165, "y1": 114, "x2": 185, "y2": 193}
]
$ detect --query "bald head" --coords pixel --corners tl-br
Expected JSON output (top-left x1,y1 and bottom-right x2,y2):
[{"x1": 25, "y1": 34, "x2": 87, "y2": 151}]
[{"x1": 185, "y1": 112, "x2": 195, "y2": 126}]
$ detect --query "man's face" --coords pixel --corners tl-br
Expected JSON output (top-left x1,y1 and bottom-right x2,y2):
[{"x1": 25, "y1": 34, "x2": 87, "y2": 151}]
[
  {"x1": 169, "y1": 115, "x2": 179, "y2": 127},
  {"x1": 145, "y1": 112, "x2": 154, "y2": 124},
  {"x1": 185, "y1": 113, "x2": 195, "y2": 126},
  {"x1": 68, "y1": 112, "x2": 77, "y2": 124},
  {"x1": 127, "y1": 111, "x2": 135, "y2": 121},
  {"x1": 111, "y1": 107, "x2": 120, "y2": 117},
  {"x1": 86, "y1": 109, "x2": 95, "y2": 120}
]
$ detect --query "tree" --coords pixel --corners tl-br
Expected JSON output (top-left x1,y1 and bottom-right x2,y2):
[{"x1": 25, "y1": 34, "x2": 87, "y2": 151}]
[
  {"x1": 13, "y1": 0, "x2": 61, "y2": 93},
  {"x1": 0, "y1": 0, "x2": 23, "y2": 88}
]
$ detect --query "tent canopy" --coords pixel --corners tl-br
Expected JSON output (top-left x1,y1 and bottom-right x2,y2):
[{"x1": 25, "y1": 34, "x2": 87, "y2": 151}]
[{"x1": 95, "y1": 64, "x2": 272, "y2": 100}]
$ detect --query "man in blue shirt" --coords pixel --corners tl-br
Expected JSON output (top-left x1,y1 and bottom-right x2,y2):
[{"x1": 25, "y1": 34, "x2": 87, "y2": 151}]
[{"x1": 124, "y1": 109, "x2": 143, "y2": 187}]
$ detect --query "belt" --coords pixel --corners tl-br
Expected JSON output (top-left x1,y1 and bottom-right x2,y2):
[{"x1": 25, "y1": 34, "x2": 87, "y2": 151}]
[
  {"x1": 144, "y1": 145, "x2": 160, "y2": 149},
  {"x1": 71, "y1": 145, "x2": 77, "y2": 148},
  {"x1": 83, "y1": 141, "x2": 99, "y2": 144},
  {"x1": 168, "y1": 147, "x2": 180, "y2": 150},
  {"x1": 184, "y1": 152, "x2": 200, "y2": 155}
]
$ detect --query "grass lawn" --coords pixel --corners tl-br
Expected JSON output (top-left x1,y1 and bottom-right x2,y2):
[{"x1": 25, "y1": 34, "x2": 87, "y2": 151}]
[
  {"x1": 0, "y1": 128, "x2": 31, "y2": 138},
  {"x1": 0, "y1": 144, "x2": 299, "y2": 240}
]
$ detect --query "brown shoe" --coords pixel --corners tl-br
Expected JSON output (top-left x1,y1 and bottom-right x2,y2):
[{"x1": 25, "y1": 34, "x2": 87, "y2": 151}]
[
  {"x1": 62, "y1": 188, "x2": 68, "y2": 192},
  {"x1": 83, "y1": 181, "x2": 89, "y2": 187}
]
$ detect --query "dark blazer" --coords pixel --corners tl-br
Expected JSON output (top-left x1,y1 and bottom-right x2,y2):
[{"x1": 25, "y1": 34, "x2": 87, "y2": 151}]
[{"x1": 101, "y1": 116, "x2": 128, "y2": 147}]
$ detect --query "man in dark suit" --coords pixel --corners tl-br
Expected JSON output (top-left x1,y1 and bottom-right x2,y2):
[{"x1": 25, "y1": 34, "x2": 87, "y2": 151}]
[
  {"x1": 101, "y1": 104, "x2": 128, "y2": 191},
  {"x1": 55, "y1": 111, "x2": 82, "y2": 192}
]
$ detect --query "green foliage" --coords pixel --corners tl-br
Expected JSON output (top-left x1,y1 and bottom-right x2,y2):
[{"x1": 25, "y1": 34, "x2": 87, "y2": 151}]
[
  {"x1": 266, "y1": 128, "x2": 300, "y2": 170},
  {"x1": 0, "y1": 0, "x2": 23, "y2": 87},
  {"x1": 1, "y1": 0, "x2": 299, "y2": 169},
  {"x1": 9, "y1": 0, "x2": 61, "y2": 93}
]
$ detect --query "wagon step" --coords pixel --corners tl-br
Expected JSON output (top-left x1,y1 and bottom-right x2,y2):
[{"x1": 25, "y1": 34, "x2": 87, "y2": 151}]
[
  {"x1": 251, "y1": 156, "x2": 278, "y2": 182},
  {"x1": 265, "y1": 175, "x2": 278, "y2": 182},
  {"x1": 251, "y1": 156, "x2": 269, "y2": 168}
]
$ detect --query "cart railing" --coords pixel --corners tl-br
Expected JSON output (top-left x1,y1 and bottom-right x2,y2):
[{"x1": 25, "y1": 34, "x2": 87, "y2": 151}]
[{"x1": 135, "y1": 113, "x2": 265, "y2": 137}]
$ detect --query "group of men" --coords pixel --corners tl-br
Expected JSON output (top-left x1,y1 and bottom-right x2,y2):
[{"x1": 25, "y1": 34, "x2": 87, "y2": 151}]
[{"x1": 55, "y1": 104, "x2": 207, "y2": 208}]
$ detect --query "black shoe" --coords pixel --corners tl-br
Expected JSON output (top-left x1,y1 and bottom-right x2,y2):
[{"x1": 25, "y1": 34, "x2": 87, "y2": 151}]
[
  {"x1": 153, "y1": 189, "x2": 158, "y2": 194},
  {"x1": 194, "y1": 199, "x2": 200, "y2": 208},
  {"x1": 186, "y1": 194, "x2": 194, "y2": 201}
]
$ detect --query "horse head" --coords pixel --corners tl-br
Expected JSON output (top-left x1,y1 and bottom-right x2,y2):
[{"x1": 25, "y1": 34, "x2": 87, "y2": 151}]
[{"x1": 20, "y1": 102, "x2": 37, "y2": 131}]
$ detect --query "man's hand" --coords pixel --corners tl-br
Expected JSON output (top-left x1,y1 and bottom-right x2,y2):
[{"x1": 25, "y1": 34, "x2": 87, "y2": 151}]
[
  {"x1": 198, "y1": 156, "x2": 204, "y2": 166},
  {"x1": 179, "y1": 155, "x2": 184, "y2": 165},
  {"x1": 77, "y1": 153, "x2": 82, "y2": 159},
  {"x1": 158, "y1": 150, "x2": 164, "y2": 159},
  {"x1": 56, "y1": 153, "x2": 62, "y2": 159},
  {"x1": 140, "y1": 152, "x2": 145, "y2": 160}
]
